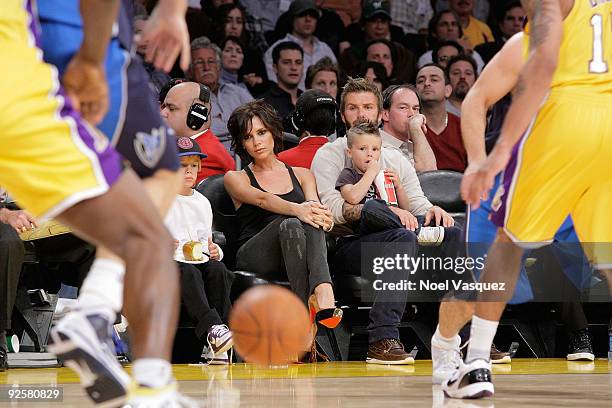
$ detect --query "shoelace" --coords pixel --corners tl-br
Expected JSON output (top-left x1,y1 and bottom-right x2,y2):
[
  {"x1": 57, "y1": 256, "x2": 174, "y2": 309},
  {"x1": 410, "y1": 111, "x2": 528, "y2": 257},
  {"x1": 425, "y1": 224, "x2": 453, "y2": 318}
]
[
  {"x1": 209, "y1": 324, "x2": 230, "y2": 338},
  {"x1": 433, "y1": 338, "x2": 463, "y2": 368},
  {"x1": 383, "y1": 338, "x2": 404, "y2": 351}
]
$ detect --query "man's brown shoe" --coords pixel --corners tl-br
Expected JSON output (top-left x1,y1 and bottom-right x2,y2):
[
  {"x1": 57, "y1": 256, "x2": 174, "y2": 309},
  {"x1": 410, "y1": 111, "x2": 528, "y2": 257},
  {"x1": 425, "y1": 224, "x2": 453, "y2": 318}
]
[
  {"x1": 490, "y1": 344, "x2": 511, "y2": 364},
  {"x1": 366, "y1": 339, "x2": 415, "y2": 365}
]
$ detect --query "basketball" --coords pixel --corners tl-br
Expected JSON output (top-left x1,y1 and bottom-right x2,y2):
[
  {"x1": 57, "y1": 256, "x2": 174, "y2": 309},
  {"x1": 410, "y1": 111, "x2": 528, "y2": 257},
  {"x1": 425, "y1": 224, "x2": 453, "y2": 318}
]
[{"x1": 229, "y1": 285, "x2": 311, "y2": 365}]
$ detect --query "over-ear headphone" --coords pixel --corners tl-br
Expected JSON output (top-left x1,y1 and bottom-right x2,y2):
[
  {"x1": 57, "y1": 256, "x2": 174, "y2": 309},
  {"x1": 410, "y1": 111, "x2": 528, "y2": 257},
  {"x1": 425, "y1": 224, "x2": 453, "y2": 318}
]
[
  {"x1": 186, "y1": 84, "x2": 211, "y2": 130},
  {"x1": 291, "y1": 92, "x2": 337, "y2": 132}
]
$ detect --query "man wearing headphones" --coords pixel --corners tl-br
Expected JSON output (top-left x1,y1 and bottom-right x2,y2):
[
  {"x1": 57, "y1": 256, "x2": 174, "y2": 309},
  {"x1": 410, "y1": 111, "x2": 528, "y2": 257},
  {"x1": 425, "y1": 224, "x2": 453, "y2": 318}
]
[
  {"x1": 161, "y1": 82, "x2": 236, "y2": 183},
  {"x1": 278, "y1": 89, "x2": 337, "y2": 169}
]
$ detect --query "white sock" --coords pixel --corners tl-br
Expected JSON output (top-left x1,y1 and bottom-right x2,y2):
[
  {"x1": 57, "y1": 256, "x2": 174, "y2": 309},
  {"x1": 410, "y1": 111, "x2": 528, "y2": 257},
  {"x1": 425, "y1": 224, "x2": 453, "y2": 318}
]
[
  {"x1": 433, "y1": 325, "x2": 460, "y2": 349},
  {"x1": 466, "y1": 316, "x2": 498, "y2": 363},
  {"x1": 133, "y1": 358, "x2": 173, "y2": 388},
  {"x1": 77, "y1": 258, "x2": 125, "y2": 322}
]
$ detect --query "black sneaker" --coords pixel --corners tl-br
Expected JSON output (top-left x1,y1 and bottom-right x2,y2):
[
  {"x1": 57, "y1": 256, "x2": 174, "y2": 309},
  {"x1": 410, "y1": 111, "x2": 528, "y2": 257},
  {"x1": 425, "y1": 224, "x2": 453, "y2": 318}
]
[{"x1": 567, "y1": 328, "x2": 594, "y2": 361}]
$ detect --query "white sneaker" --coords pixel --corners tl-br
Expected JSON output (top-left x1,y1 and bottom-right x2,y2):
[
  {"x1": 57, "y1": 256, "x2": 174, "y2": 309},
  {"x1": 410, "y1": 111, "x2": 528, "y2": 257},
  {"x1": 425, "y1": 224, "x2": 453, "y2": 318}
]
[
  {"x1": 48, "y1": 311, "x2": 130, "y2": 407},
  {"x1": 431, "y1": 334, "x2": 462, "y2": 385},
  {"x1": 207, "y1": 324, "x2": 233, "y2": 356},
  {"x1": 126, "y1": 382, "x2": 200, "y2": 407},
  {"x1": 442, "y1": 359, "x2": 494, "y2": 399},
  {"x1": 417, "y1": 226, "x2": 445, "y2": 246}
]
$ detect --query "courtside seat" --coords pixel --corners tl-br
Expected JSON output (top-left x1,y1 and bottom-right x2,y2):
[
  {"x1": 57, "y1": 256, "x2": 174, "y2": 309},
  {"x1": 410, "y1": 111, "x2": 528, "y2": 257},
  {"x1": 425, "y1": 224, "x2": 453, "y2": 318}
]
[
  {"x1": 334, "y1": 274, "x2": 371, "y2": 307},
  {"x1": 417, "y1": 170, "x2": 466, "y2": 229},
  {"x1": 196, "y1": 174, "x2": 239, "y2": 269}
]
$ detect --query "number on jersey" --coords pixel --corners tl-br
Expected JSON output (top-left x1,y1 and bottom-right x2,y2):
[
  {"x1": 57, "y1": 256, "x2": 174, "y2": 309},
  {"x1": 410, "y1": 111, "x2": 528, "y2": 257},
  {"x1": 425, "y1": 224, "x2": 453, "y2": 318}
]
[{"x1": 589, "y1": 13, "x2": 610, "y2": 73}]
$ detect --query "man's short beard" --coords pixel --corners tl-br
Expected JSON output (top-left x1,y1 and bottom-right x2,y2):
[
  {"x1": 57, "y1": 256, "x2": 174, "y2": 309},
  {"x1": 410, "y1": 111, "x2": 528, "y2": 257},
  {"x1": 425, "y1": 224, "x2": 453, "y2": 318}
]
[
  {"x1": 350, "y1": 117, "x2": 375, "y2": 127},
  {"x1": 453, "y1": 85, "x2": 470, "y2": 100}
]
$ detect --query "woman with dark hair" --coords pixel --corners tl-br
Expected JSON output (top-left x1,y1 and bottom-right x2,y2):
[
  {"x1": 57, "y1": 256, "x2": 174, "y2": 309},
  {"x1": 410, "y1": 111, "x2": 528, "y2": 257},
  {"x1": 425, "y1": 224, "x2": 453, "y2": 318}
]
[
  {"x1": 212, "y1": 4, "x2": 270, "y2": 97},
  {"x1": 224, "y1": 100, "x2": 342, "y2": 359},
  {"x1": 212, "y1": 3, "x2": 251, "y2": 47},
  {"x1": 419, "y1": 10, "x2": 484, "y2": 72}
]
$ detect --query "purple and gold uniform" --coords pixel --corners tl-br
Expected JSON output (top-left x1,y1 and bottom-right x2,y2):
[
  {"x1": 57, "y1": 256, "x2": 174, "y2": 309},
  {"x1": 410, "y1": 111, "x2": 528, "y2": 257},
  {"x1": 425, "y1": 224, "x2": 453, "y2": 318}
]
[
  {"x1": 492, "y1": 0, "x2": 612, "y2": 268},
  {"x1": 0, "y1": 0, "x2": 122, "y2": 219}
]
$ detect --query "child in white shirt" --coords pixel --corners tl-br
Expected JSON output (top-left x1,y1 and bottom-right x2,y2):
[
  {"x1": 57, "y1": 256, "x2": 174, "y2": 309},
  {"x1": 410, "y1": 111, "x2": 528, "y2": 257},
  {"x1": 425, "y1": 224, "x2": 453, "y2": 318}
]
[{"x1": 165, "y1": 137, "x2": 234, "y2": 364}]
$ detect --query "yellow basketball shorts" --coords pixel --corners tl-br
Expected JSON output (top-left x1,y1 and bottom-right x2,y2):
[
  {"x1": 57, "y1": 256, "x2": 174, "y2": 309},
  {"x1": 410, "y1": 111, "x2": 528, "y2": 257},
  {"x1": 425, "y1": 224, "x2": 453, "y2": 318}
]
[
  {"x1": 0, "y1": 2, "x2": 122, "y2": 220},
  {"x1": 491, "y1": 89, "x2": 612, "y2": 268}
]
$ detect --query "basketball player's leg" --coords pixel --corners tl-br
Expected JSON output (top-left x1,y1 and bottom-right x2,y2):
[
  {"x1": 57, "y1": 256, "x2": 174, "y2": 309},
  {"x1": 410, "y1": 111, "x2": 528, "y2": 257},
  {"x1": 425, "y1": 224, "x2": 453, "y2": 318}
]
[
  {"x1": 442, "y1": 118, "x2": 573, "y2": 398},
  {"x1": 434, "y1": 185, "x2": 496, "y2": 384},
  {"x1": 2, "y1": 91, "x2": 179, "y2": 408},
  {"x1": 87, "y1": 167, "x2": 181, "y2": 301},
  {"x1": 431, "y1": 300, "x2": 473, "y2": 384},
  {"x1": 470, "y1": 229, "x2": 524, "y2": 338},
  {"x1": 441, "y1": 229, "x2": 523, "y2": 399},
  {"x1": 56, "y1": 169, "x2": 179, "y2": 358}
]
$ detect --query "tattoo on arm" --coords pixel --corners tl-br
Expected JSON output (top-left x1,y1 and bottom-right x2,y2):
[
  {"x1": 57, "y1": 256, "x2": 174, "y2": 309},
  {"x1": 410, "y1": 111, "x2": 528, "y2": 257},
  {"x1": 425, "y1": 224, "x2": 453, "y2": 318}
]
[
  {"x1": 529, "y1": 0, "x2": 558, "y2": 49},
  {"x1": 342, "y1": 202, "x2": 363, "y2": 222}
]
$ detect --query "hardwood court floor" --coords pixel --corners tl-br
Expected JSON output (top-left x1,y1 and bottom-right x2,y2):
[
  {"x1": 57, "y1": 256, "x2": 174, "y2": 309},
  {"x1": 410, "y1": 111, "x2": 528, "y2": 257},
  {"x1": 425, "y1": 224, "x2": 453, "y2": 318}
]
[{"x1": 1, "y1": 359, "x2": 611, "y2": 407}]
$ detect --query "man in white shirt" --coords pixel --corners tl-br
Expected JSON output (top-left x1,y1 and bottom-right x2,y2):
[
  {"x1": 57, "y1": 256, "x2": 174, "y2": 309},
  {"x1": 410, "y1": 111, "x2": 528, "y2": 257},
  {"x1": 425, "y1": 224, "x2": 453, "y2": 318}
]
[
  {"x1": 380, "y1": 84, "x2": 437, "y2": 172},
  {"x1": 311, "y1": 78, "x2": 456, "y2": 366},
  {"x1": 390, "y1": 0, "x2": 433, "y2": 34}
]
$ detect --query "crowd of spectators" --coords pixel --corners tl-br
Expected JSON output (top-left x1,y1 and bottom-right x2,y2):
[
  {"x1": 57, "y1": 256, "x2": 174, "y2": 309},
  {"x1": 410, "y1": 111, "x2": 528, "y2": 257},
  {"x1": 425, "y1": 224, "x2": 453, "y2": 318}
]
[{"x1": 150, "y1": 0, "x2": 525, "y2": 172}]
